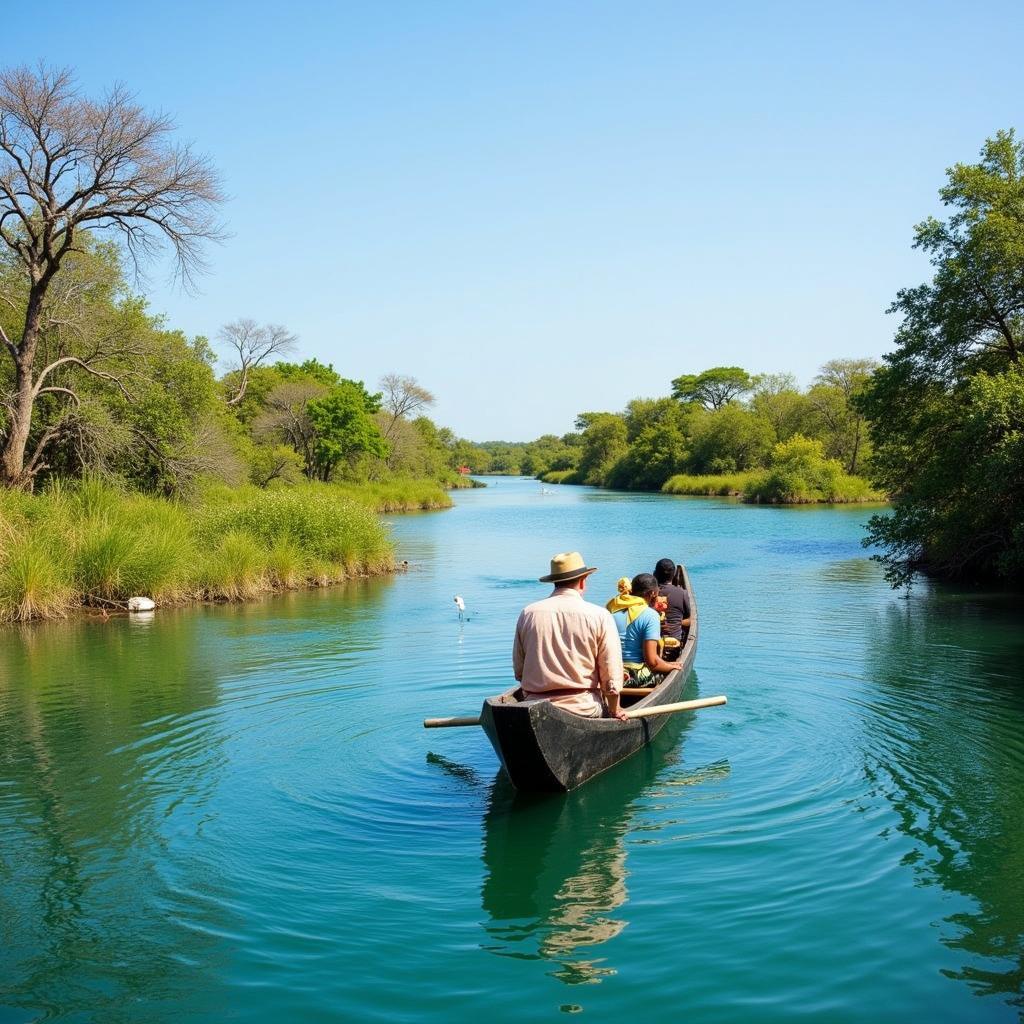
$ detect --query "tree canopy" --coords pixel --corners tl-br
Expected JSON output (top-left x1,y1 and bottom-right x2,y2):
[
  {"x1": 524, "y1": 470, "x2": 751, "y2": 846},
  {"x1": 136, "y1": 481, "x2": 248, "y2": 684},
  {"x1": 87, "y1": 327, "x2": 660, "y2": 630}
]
[
  {"x1": 671, "y1": 366, "x2": 753, "y2": 410},
  {"x1": 860, "y1": 130, "x2": 1024, "y2": 584}
]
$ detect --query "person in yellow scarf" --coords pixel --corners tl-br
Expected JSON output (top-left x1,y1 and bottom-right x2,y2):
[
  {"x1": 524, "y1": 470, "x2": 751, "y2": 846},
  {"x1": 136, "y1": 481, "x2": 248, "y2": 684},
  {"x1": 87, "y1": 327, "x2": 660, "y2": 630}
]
[
  {"x1": 605, "y1": 577, "x2": 648, "y2": 623},
  {"x1": 607, "y1": 573, "x2": 679, "y2": 686}
]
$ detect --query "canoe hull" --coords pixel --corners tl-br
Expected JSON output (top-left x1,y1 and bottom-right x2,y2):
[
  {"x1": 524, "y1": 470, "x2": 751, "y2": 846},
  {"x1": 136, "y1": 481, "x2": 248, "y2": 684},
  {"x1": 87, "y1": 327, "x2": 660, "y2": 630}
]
[{"x1": 480, "y1": 565, "x2": 699, "y2": 792}]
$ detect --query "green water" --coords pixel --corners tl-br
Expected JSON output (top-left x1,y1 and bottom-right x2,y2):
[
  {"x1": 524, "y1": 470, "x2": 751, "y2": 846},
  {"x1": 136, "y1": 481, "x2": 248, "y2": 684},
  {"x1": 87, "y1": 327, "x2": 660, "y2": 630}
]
[{"x1": 1, "y1": 478, "x2": 1022, "y2": 1022}]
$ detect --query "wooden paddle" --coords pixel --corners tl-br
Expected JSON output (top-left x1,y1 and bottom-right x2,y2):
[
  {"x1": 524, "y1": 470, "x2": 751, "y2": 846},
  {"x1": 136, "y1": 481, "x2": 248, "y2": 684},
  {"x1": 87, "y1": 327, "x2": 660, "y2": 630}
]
[
  {"x1": 423, "y1": 715, "x2": 482, "y2": 728},
  {"x1": 423, "y1": 694, "x2": 726, "y2": 728},
  {"x1": 624, "y1": 694, "x2": 726, "y2": 719}
]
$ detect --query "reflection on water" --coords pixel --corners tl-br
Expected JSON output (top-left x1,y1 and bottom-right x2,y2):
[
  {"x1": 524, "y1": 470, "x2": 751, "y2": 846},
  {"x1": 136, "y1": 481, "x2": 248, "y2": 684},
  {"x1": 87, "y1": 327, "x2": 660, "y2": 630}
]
[
  {"x1": 865, "y1": 589, "x2": 1024, "y2": 1009},
  {"x1": 480, "y1": 711, "x2": 723, "y2": 985},
  {"x1": 0, "y1": 614, "x2": 231, "y2": 1020},
  {"x1": 2, "y1": 478, "x2": 1022, "y2": 1023}
]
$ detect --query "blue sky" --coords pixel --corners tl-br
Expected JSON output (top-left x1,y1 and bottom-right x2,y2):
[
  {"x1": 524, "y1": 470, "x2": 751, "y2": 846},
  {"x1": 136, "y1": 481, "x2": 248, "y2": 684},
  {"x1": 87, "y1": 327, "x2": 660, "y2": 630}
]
[{"x1": 12, "y1": 1, "x2": 1024, "y2": 439}]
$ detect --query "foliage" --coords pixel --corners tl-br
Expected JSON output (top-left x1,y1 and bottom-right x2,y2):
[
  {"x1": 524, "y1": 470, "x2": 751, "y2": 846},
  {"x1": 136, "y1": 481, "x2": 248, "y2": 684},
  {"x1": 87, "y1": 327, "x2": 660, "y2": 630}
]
[
  {"x1": 0, "y1": 65, "x2": 224, "y2": 487},
  {"x1": 305, "y1": 380, "x2": 388, "y2": 481},
  {"x1": 745, "y1": 436, "x2": 878, "y2": 504},
  {"x1": 574, "y1": 412, "x2": 629, "y2": 485},
  {"x1": 540, "y1": 469, "x2": 581, "y2": 485},
  {"x1": 805, "y1": 358, "x2": 878, "y2": 474},
  {"x1": 686, "y1": 403, "x2": 774, "y2": 474},
  {"x1": 750, "y1": 373, "x2": 813, "y2": 443},
  {"x1": 0, "y1": 478, "x2": 397, "y2": 621},
  {"x1": 661, "y1": 472, "x2": 754, "y2": 496},
  {"x1": 860, "y1": 130, "x2": 1024, "y2": 584},
  {"x1": 671, "y1": 366, "x2": 753, "y2": 409}
]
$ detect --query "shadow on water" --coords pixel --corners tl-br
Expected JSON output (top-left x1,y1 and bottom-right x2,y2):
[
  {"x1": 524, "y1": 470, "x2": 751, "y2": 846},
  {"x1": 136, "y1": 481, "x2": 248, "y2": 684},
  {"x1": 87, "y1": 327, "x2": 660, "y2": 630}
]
[
  {"x1": 864, "y1": 588, "x2": 1024, "y2": 1011},
  {"x1": 477, "y1": 702, "x2": 724, "y2": 987}
]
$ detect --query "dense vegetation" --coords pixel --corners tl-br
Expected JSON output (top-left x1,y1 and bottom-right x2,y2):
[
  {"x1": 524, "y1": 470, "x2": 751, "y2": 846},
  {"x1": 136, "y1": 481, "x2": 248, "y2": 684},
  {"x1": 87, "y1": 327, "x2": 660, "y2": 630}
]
[
  {"x1": 859, "y1": 131, "x2": 1024, "y2": 585},
  {"x1": 0, "y1": 67, "x2": 483, "y2": 620},
  {"x1": 469, "y1": 360, "x2": 881, "y2": 504},
  {"x1": 0, "y1": 478, "x2": 397, "y2": 622},
  {"x1": 0, "y1": 66, "x2": 1018, "y2": 594},
  {"x1": 474, "y1": 131, "x2": 1024, "y2": 585}
]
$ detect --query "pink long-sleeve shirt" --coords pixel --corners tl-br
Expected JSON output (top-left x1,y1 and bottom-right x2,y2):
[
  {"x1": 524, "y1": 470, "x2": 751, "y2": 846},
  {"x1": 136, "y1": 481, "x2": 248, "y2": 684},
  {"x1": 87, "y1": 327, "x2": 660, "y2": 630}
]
[{"x1": 512, "y1": 587, "x2": 624, "y2": 716}]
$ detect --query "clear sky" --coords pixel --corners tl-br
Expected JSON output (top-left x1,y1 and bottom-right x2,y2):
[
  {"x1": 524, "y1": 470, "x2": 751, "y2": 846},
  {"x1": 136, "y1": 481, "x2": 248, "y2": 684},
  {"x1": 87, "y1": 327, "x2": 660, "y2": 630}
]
[{"x1": 11, "y1": 1, "x2": 1024, "y2": 440}]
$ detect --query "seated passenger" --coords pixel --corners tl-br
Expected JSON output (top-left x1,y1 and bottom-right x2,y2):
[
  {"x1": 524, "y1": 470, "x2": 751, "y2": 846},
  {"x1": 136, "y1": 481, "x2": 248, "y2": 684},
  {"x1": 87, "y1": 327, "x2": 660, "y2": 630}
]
[
  {"x1": 610, "y1": 573, "x2": 680, "y2": 686},
  {"x1": 653, "y1": 557, "x2": 692, "y2": 659}
]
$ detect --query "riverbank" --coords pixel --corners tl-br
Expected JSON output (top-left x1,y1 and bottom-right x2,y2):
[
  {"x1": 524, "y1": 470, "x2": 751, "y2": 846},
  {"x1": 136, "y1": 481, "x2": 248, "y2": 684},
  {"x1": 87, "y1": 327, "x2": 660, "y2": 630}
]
[
  {"x1": 541, "y1": 469, "x2": 884, "y2": 504},
  {"x1": 0, "y1": 478, "x2": 456, "y2": 623}
]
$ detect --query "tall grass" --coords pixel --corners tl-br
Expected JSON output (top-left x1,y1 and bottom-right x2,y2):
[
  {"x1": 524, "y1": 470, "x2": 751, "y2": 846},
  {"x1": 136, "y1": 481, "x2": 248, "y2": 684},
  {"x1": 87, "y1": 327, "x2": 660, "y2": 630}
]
[
  {"x1": 661, "y1": 472, "x2": 755, "y2": 496},
  {"x1": 335, "y1": 480, "x2": 454, "y2": 512},
  {"x1": 540, "y1": 469, "x2": 580, "y2": 485},
  {"x1": 0, "y1": 479, "x2": 397, "y2": 623}
]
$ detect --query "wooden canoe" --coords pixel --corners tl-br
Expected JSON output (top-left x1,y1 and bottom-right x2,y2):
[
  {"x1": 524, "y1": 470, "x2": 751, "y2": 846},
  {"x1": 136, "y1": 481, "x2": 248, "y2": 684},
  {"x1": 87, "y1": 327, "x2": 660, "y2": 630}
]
[{"x1": 479, "y1": 564, "x2": 699, "y2": 792}]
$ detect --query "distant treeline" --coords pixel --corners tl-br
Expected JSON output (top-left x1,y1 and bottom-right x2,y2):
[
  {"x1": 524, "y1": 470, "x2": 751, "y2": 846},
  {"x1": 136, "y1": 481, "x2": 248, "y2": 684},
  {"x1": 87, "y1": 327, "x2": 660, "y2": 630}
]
[
  {"x1": 469, "y1": 130, "x2": 1024, "y2": 588},
  {"x1": 467, "y1": 360, "x2": 881, "y2": 504}
]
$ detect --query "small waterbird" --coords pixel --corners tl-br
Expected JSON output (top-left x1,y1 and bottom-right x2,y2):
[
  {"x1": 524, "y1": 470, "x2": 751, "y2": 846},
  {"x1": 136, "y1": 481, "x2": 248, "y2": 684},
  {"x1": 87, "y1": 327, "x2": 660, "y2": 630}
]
[{"x1": 453, "y1": 595, "x2": 466, "y2": 620}]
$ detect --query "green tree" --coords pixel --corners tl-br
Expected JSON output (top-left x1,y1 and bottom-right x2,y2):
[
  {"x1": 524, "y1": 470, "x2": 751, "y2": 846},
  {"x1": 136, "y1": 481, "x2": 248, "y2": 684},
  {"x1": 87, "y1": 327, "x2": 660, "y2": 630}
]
[
  {"x1": 305, "y1": 381, "x2": 387, "y2": 481},
  {"x1": 671, "y1": 366, "x2": 753, "y2": 410},
  {"x1": 574, "y1": 412, "x2": 628, "y2": 485},
  {"x1": 686, "y1": 403, "x2": 773, "y2": 473},
  {"x1": 750, "y1": 373, "x2": 813, "y2": 443},
  {"x1": 0, "y1": 66, "x2": 223, "y2": 488},
  {"x1": 806, "y1": 358, "x2": 878, "y2": 474},
  {"x1": 745, "y1": 435, "x2": 844, "y2": 503},
  {"x1": 608, "y1": 398, "x2": 692, "y2": 489},
  {"x1": 860, "y1": 130, "x2": 1024, "y2": 584}
]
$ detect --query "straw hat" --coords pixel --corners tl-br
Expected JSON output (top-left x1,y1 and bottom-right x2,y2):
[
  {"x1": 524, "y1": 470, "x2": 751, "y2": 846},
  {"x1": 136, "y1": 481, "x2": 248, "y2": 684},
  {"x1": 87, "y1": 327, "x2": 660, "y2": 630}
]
[{"x1": 539, "y1": 551, "x2": 598, "y2": 584}]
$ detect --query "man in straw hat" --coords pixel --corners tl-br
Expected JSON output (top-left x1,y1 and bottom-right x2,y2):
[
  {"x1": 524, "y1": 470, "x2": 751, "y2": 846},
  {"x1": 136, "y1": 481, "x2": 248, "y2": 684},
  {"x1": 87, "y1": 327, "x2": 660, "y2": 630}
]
[{"x1": 512, "y1": 552, "x2": 628, "y2": 720}]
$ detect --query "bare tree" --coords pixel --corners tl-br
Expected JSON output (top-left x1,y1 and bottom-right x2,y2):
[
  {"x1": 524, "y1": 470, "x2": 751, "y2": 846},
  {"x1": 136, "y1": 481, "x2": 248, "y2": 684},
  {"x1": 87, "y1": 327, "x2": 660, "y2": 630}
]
[
  {"x1": 219, "y1": 318, "x2": 296, "y2": 405},
  {"x1": 253, "y1": 380, "x2": 325, "y2": 478},
  {"x1": 379, "y1": 372, "x2": 435, "y2": 437},
  {"x1": 0, "y1": 65, "x2": 224, "y2": 487}
]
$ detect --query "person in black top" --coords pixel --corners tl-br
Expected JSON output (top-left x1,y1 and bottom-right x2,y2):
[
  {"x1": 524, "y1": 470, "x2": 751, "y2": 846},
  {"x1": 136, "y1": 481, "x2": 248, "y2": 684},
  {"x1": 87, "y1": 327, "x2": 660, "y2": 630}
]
[{"x1": 653, "y1": 557, "x2": 691, "y2": 659}]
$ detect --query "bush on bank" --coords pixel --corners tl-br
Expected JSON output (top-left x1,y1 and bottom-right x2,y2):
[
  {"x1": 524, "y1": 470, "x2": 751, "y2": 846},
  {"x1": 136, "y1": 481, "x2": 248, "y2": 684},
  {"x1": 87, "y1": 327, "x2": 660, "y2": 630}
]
[
  {"x1": 742, "y1": 436, "x2": 881, "y2": 504},
  {"x1": 0, "y1": 479, "x2": 400, "y2": 623}
]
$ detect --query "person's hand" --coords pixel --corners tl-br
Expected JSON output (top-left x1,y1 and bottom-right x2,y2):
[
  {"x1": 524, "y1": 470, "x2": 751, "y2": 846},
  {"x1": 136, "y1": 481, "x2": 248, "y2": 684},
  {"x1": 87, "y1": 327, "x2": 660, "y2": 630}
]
[{"x1": 614, "y1": 710, "x2": 630, "y2": 722}]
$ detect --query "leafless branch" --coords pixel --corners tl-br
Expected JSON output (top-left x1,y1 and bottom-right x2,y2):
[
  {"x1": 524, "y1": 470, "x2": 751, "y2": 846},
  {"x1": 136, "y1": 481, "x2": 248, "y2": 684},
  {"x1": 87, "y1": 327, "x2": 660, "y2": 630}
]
[
  {"x1": 379, "y1": 372, "x2": 435, "y2": 437},
  {"x1": 220, "y1": 318, "x2": 297, "y2": 405}
]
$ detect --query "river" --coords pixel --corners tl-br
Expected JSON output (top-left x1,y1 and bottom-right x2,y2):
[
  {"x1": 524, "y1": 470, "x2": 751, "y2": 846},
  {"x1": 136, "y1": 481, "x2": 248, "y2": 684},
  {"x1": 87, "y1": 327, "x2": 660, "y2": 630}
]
[{"x1": 1, "y1": 477, "x2": 1022, "y2": 1023}]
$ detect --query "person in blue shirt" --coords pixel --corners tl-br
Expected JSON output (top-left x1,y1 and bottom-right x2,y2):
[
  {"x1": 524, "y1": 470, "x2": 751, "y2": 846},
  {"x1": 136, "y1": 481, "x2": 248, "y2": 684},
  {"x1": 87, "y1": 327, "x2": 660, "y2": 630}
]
[{"x1": 611, "y1": 572, "x2": 680, "y2": 686}]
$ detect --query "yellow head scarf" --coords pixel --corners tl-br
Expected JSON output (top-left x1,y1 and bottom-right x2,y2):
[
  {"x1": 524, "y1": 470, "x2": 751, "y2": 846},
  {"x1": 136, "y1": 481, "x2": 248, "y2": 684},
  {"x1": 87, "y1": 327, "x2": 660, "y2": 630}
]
[{"x1": 606, "y1": 576, "x2": 648, "y2": 623}]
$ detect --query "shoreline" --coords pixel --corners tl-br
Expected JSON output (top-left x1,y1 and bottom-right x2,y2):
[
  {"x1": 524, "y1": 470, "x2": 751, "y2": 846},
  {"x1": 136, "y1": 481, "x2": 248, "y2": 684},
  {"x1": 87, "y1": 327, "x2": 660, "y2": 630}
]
[
  {"x1": 538, "y1": 475, "x2": 887, "y2": 506},
  {"x1": 0, "y1": 479, "x2": 456, "y2": 626}
]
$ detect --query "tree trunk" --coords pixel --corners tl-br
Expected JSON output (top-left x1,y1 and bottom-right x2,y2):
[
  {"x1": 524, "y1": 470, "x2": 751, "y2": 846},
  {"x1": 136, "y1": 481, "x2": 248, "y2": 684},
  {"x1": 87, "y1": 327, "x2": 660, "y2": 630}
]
[{"x1": 0, "y1": 292, "x2": 42, "y2": 489}]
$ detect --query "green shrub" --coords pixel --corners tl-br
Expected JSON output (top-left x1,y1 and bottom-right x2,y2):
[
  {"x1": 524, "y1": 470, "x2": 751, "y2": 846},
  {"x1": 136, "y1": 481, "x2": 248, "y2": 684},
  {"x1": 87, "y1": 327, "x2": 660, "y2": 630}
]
[{"x1": 744, "y1": 436, "x2": 881, "y2": 503}]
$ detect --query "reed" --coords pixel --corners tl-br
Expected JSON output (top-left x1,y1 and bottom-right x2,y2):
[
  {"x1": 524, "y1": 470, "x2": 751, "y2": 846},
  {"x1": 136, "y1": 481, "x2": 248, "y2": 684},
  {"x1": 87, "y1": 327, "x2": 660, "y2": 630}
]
[
  {"x1": 661, "y1": 472, "x2": 754, "y2": 496},
  {"x1": 0, "y1": 479, "x2": 398, "y2": 623},
  {"x1": 539, "y1": 469, "x2": 580, "y2": 485}
]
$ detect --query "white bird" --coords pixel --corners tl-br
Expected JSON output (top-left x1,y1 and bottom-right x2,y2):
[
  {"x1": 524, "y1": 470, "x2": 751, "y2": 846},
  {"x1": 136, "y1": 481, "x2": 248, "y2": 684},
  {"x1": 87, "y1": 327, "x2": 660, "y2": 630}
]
[{"x1": 453, "y1": 594, "x2": 466, "y2": 620}]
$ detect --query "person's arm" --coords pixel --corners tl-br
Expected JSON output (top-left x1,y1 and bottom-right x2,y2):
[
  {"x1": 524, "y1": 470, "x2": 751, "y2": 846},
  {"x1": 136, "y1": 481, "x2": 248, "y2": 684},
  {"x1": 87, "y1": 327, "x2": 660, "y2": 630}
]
[
  {"x1": 642, "y1": 639, "x2": 679, "y2": 674},
  {"x1": 641, "y1": 609, "x2": 676, "y2": 673},
  {"x1": 605, "y1": 689, "x2": 627, "y2": 721},
  {"x1": 598, "y1": 612, "x2": 628, "y2": 721},
  {"x1": 512, "y1": 617, "x2": 525, "y2": 682}
]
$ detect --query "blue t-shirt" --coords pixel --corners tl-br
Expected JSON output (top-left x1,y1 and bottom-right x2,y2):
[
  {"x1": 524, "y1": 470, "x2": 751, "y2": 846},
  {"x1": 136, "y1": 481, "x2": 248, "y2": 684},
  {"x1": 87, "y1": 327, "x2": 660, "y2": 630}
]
[{"x1": 614, "y1": 606, "x2": 661, "y2": 664}]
